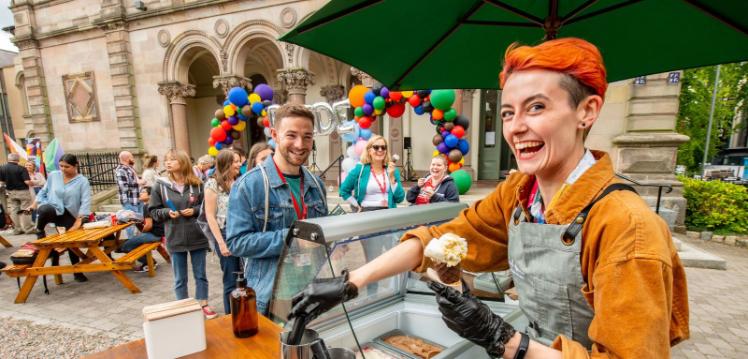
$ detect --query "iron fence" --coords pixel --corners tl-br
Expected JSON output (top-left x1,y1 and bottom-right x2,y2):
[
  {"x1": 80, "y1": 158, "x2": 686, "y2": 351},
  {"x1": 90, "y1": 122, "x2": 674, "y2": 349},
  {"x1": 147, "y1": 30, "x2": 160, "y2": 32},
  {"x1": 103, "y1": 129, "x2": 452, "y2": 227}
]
[{"x1": 73, "y1": 152, "x2": 119, "y2": 193}]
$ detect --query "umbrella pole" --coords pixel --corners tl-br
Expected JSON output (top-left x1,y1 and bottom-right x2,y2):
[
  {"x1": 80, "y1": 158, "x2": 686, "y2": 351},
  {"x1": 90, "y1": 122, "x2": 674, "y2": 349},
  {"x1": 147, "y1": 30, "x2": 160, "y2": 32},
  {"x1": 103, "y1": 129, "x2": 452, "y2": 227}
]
[{"x1": 702, "y1": 64, "x2": 721, "y2": 175}]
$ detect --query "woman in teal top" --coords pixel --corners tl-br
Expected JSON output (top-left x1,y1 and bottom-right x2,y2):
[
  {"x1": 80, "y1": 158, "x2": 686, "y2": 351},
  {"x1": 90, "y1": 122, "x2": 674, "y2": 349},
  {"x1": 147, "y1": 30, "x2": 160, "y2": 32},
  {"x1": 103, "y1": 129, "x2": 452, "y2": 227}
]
[{"x1": 339, "y1": 135, "x2": 405, "y2": 212}]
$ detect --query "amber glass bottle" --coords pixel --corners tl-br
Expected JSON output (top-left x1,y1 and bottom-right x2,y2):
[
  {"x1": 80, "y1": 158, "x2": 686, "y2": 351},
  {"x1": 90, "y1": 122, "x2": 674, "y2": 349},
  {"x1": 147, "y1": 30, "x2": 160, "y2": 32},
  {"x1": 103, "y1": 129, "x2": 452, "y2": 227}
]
[{"x1": 231, "y1": 272, "x2": 258, "y2": 338}]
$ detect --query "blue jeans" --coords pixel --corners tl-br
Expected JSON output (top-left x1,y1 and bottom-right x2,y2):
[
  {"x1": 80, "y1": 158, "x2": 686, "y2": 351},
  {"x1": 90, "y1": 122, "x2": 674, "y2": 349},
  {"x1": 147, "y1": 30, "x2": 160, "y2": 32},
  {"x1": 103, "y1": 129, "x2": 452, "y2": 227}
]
[
  {"x1": 171, "y1": 249, "x2": 208, "y2": 301},
  {"x1": 122, "y1": 203, "x2": 144, "y2": 238},
  {"x1": 121, "y1": 232, "x2": 160, "y2": 265},
  {"x1": 214, "y1": 233, "x2": 242, "y2": 314}
]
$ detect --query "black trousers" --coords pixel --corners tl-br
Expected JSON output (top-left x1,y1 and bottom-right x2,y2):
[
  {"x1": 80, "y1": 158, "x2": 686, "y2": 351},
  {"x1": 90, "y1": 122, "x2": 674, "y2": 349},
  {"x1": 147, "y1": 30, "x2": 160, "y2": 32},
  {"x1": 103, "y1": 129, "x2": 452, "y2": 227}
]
[{"x1": 36, "y1": 204, "x2": 80, "y2": 265}]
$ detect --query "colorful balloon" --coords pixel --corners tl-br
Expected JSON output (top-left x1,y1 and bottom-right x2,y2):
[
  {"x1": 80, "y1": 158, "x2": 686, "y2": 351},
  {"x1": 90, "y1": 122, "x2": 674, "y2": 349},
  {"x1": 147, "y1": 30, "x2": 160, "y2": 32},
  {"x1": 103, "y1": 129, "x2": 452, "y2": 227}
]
[
  {"x1": 448, "y1": 149, "x2": 463, "y2": 163},
  {"x1": 373, "y1": 96, "x2": 386, "y2": 110},
  {"x1": 458, "y1": 139, "x2": 470, "y2": 155},
  {"x1": 432, "y1": 109, "x2": 444, "y2": 120},
  {"x1": 448, "y1": 162, "x2": 462, "y2": 173},
  {"x1": 231, "y1": 131, "x2": 241, "y2": 140},
  {"x1": 358, "y1": 116, "x2": 373, "y2": 129},
  {"x1": 355, "y1": 106, "x2": 365, "y2": 117},
  {"x1": 451, "y1": 125, "x2": 465, "y2": 139},
  {"x1": 228, "y1": 87, "x2": 249, "y2": 107},
  {"x1": 401, "y1": 90, "x2": 414, "y2": 98},
  {"x1": 454, "y1": 115, "x2": 470, "y2": 130},
  {"x1": 437, "y1": 142, "x2": 449, "y2": 154},
  {"x1": 360, "y1": 128, "x2": 373, "y2": 140},
  {"x1": 380, "y1": 87, "x2": 390, "y2": 99},
  {"x1": 414, "y1": 105, "x2": 425, "y2": 115},
  {"x1": 451, "y1": 169, "x2": 472, "y2": 194},
  {"x1": 408, "y1": 95, "x2": 421, "y2": 107},
  {"x1": 215, "y1": 109, "x2": 225, "y2": 120},
  {"x1": 362, "y1": 104, "x2": 374, "y2": 116},
  {"x1": 223, "y1": 105, "x2": 236, "y2": 117},
  {"x1": 248, "y1": 93, "x2": 262, "y2": 105},
  {"x1": 233, "y1": 121, "x2": 247, "y2": 132},
  {"x1": 208, "y1": 146, "x2": 219, "y2": 156},
  {"x1": 433, "y1": 134, "x2": 444, "y2": 146},
  {"x1": 348, "y1": 85, "x2": 369, "y2": 108},
  {"x1": 444, "y1": 108, "x2": 457, "y2": 121},
  {"x1": 364, "y1": 91, "x2": 376, "y2": 105},
  {"x1": 227, "y1": 116, "x2": 239, "y2": 126},
  {"x1": 390, "y1": 91, "x2": 403, "y2": 102},
  {"x1": 211, "y1": 118, "x2": 220, "y2": 127},
  {"x1": 254, "y1": 84, "x2": 274, "y2": 102},
  {"x1": 430, "y1": 89, "x2": 456, "y2": 110},
  {"x1": 444, "y1": 134, "x2": 459, "y2": 148},
  {"x1": 386, "y1": 103, "x2": 406, "y2": 118},
  {"x1": 211, "y1": 127, "x2": 226, "y2": 142},
  {"x1": 252, "y1": 102, "x2": 264, "y2": 115}
]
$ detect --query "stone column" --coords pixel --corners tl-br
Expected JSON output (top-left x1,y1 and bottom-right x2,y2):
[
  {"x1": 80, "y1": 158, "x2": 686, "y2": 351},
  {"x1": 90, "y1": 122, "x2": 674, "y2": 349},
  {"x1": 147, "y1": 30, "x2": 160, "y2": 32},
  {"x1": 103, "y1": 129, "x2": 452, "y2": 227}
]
[
  {"x1": 321, "y1": 85, "x2": 345, "y2": 184},
  {"x1": 158, "y1": 82, "x2": 196, "y2": 154},
  {"x1": 212, "y1": 74, "x2": 252, "y2": 97},
  {"x1": 276, "y1": 69, "x2": 314, "y2": 105},
  {"x1": 612, "y1": 72, "x2": 689, "y2": 231},
  {"x1": 100, "y1": 19, "x2": 143, "y2": 153},
  {"x1": 11, "y1": 2, "x2": 52, "y2": 143},
  {"x1": 458, "y1": 89, "x2": 476, "y2": 177}
]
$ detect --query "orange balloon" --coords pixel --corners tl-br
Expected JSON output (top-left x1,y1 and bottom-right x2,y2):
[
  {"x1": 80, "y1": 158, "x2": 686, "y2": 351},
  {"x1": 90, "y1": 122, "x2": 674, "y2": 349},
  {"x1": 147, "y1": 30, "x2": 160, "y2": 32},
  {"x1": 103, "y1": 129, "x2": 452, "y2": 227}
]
[
  {"x1": 432, "y1": 109, "x2": 444, "y2": 120},
  {"x1": 348, "y1": 85, "x2": 369, "y2": 108},
  {"x1": 448, "y1": 162, "x2": 462, "y2": 173}
]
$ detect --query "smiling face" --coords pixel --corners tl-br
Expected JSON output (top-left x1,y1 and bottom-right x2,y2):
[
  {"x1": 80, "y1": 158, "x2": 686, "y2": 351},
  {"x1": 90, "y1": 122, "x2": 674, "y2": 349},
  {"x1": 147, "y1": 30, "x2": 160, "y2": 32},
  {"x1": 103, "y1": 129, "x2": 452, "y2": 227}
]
[
  {"x1": 429, "y1": 156, "x2": 447, "y2": 178},
  {"x1": 368, "y1": 138, "x2": 388, "y2": 165},
  {"x1": 231, "y1": 153, "x2": 242, "y2": 176},
  {"x1": 500, "y1": 69, "x2": 601, "y2": 181},
  {"x1": 271, "y1": 116, "x2": 314, "y2": 169}
]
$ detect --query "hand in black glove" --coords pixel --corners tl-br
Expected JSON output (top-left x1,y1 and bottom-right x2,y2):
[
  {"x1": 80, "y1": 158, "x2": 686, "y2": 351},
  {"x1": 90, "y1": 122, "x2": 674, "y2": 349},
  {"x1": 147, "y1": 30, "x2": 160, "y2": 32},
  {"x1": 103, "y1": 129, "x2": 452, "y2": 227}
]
[
  {"x1": 429, "y1": 281, "x2": 516, "y2": 358},
  {"x1": 288, "y1": 270, "x2": 359, "y2": 322}
]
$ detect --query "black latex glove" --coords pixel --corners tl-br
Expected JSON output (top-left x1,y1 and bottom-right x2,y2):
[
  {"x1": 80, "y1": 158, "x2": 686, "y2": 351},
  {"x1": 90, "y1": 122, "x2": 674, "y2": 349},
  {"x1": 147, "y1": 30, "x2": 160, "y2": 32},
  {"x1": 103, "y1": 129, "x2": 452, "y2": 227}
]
[
  {"x1": 288, "y1": 270, "x2": 359, "y2": 322},
  {"x1": 429, "y1": 281, "x2": 516, "y2": 358}
]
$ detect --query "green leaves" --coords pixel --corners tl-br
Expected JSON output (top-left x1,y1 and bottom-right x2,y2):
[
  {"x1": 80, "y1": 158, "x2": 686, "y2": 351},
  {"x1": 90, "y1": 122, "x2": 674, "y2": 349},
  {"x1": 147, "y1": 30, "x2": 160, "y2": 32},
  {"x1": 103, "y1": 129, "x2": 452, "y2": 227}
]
[
  {"x1": 676, "y1": 62, "x2": 748, "y2": 174},
  {"x1": 680, "y1": 176, "x2": 748, "y2": 234}
]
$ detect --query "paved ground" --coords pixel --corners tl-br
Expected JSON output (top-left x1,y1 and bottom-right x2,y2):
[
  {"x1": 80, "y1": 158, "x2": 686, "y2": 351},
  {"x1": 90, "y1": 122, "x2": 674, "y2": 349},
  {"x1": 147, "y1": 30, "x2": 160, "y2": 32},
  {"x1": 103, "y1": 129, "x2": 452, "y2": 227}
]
[{"x1": 1, "y1": 185, "x2": 746, "y2": 357}]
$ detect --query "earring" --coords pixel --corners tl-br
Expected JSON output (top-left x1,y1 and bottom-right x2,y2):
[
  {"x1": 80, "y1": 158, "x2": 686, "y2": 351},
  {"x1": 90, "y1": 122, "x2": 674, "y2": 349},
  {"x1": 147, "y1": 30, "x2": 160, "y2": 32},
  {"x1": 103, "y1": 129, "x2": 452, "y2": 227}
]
[{"x1": 580, "y1": 123, "x2": 586, "y2": 128}]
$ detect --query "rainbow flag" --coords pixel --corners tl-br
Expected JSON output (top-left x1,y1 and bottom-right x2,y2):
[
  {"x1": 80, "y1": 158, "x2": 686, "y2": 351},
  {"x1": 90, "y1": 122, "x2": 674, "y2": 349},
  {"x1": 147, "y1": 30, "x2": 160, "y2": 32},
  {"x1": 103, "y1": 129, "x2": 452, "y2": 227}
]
[
  {"x1": 3, "y1": 133, "x2": 28, "y2": 161},
  {"x1": 43, "y1": 138, "x2": 64, "y2": 172}
]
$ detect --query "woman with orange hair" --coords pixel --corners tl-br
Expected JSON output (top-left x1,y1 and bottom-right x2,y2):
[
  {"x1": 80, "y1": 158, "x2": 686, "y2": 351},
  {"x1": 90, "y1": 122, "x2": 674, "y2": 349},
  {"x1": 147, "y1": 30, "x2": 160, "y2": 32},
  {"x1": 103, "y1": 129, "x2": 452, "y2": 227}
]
[{"x1": 290, "y1": 38, "x2": 688, "y2": 358}]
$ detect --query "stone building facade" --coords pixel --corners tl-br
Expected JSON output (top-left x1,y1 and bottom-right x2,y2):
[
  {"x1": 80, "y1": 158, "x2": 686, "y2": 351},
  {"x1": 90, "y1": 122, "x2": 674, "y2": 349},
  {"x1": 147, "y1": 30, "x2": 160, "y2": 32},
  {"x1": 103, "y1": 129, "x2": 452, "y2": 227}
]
[{"x1": 8, "y1": 0, "x2": 687, "y2": 226}]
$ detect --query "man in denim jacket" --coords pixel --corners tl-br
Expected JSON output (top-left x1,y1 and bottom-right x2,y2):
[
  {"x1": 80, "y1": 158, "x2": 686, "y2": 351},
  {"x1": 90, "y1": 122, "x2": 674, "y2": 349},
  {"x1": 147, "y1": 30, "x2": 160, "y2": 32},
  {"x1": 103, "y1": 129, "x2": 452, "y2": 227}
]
[{"x1": 226, "y1": 104, "x2": 328, "y2": 315}]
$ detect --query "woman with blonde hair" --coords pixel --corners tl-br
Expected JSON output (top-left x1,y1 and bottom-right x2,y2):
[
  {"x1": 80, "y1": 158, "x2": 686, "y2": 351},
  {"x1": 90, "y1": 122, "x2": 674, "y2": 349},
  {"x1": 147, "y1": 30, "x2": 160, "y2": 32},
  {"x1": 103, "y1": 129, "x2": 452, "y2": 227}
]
[
  {"x1": 204, "y1": 149, "x2": 242, "y2": 314},
  {"x1": 140, "y1": 154, "x2": 160, "y2": 187},
  {"x1": 339, "y1": 135, "x2": 405, "y2": 212},
  {"x1": 150, "y1": 149, "x2": 216, "y2": 319}
]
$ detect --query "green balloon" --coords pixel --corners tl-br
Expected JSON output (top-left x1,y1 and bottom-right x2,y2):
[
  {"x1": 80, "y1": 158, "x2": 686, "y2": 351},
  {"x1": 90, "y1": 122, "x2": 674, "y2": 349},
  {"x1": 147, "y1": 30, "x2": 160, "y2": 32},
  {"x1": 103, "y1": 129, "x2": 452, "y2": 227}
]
[
  {"x1": 211, "y1": 118, "x2": 220, "y2": 127},
  {"x1": 430, "y1": 89, "x2": 455, "y2": 111},
  {"x1": 373, "y1": 96, "x2": 386, "y2": 110},
  {"x1": 450, "y1": 169, "x2": 472, "y2": 195},
  {"x1": 354, "y1": 106, "x2": 364, "y2": 117},
  {"x1": 444, "y1": 108, "x2": 457, "y2": 121}
]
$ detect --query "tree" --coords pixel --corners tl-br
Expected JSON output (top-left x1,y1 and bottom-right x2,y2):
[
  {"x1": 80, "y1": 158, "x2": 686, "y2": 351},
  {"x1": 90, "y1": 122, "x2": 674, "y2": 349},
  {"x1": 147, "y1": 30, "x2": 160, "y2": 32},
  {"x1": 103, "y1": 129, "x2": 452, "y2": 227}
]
[{"x1": 676, "y1": 62, "x2": 748, "y2": 174}]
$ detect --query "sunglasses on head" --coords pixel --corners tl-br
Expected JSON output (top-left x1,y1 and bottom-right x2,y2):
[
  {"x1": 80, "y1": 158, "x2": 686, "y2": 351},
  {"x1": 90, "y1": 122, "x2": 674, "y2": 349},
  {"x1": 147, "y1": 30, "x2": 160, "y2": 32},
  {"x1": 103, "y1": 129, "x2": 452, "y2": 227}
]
[{"x1": 371, "y1": 145, "x2": 387, "y2": 152}]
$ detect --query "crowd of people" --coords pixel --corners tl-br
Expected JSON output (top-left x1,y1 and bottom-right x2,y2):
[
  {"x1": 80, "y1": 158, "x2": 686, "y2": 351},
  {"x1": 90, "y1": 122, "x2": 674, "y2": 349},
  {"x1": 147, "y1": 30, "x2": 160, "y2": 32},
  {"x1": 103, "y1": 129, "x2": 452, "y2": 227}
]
[{"x1": 0, "y1": 102, "x2": 460, "y2": 320}]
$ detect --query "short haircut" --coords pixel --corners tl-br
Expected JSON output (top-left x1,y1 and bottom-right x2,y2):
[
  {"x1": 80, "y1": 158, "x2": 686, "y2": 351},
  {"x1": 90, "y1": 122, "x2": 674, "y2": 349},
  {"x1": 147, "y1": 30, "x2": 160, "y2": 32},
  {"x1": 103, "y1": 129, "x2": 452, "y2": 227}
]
[
  {"x1": 273, "y1": 103, "x2": 315, "y2": 129},
  {"x1": 197, "y1": 155, "x2": 214, "y2": 166},
  {"x1": 499, "y1": 37, "x2": 607, "y2": 107},
  {"x1": 7, "y1": 153, "x2": 19, "y2": 162}
]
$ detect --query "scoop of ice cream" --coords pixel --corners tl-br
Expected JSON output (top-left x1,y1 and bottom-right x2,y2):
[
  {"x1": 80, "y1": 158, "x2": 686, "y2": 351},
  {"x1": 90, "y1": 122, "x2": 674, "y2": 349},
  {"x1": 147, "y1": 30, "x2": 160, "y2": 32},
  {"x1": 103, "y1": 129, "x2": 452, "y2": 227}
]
[{"x1": 423, "y1": 233, "x2": 468, "y2": 267}]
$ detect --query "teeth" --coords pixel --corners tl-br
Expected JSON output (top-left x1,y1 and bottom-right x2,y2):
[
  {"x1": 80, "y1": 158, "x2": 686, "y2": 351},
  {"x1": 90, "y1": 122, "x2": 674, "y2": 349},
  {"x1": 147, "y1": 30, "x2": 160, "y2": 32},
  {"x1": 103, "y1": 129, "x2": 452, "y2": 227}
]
[{"x1": 515, "y1": 141, "x2": 544, "y2": 150}]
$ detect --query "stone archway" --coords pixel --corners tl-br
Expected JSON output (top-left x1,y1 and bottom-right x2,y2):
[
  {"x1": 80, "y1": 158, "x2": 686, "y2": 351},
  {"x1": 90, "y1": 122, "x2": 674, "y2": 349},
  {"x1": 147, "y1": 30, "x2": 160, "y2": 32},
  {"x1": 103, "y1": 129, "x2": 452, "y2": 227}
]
[{"x1": 159, "y1": 31, "x2": 223, "y2": 155}]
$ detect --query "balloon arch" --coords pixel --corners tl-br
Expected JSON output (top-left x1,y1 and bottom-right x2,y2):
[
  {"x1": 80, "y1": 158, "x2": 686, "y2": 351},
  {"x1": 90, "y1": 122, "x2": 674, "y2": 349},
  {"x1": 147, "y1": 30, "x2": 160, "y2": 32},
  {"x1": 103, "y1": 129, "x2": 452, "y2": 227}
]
[{"x1": 206, "y1": 85, "x2": 473, "y2": 194}]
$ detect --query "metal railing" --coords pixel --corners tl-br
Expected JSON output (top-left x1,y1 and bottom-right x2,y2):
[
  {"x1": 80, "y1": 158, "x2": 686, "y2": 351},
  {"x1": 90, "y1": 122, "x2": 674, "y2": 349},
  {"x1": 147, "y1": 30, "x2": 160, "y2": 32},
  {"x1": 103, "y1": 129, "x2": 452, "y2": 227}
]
[
  {"x1": 615, "y1": 173, "x2": 673, "y2": 214},
  {"x1": 317, "y1": 154, "x2": 344, "y2": 187},
  {"x1": 74, "y1": 152, "x2": 119, "y2": 193}
]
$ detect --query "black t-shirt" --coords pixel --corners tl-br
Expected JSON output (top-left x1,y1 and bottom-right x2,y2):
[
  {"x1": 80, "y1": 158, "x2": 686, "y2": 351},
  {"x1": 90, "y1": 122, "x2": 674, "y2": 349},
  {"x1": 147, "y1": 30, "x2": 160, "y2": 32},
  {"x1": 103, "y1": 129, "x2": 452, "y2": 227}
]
[
  {"x1": 143, "y1": 205, "x2": 165, "y2": 237},
  {"x1": 0, "y1": 162, "x2": 30, "y2": 190}
]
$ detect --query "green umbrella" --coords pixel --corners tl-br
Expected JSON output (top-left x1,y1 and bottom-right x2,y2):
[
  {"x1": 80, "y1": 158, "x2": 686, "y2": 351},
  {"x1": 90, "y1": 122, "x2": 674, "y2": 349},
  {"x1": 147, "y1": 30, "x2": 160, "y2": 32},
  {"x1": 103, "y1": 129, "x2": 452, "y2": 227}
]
[{"x1": 280, "y1": 0, "x2": 748, "y2": 89}]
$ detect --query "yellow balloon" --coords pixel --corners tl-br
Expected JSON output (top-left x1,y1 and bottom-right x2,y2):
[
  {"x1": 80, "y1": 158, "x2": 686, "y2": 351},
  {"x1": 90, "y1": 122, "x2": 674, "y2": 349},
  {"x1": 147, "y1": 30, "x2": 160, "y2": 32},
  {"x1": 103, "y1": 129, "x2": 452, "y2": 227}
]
[
  {"x1": 224, "y1": 105, "x2": 235, "y2": 117},
  {"x1": 261, "y1": 109, "x2": 267, "y2": 117},
  {"x1": 432, "y1": 150, "x2": 440, "y2": 157},
  {"x1": 249, "y1": 93, "x2": 261, "y2": 104},
  {"x1": 208, "y1": 146, "x2": 219, "y2": 156},
  {"x1": 402, "y1": 91, "x2": 414, "y2": 98},
  {"x1": 459, "y1": 157, "x2": 465, "y2": 164},
  {"x1": 233, "y1": 121, "x2": 247, "y2": 131},
  {"x1": 374, "y1": 109, "x2": 383, "y2": 116}
]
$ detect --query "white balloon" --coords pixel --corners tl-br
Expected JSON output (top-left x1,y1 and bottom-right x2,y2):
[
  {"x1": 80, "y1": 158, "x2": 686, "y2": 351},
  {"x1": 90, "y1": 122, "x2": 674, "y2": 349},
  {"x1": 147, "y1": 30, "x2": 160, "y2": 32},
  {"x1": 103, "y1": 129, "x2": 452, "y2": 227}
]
[
  {"x1": 341, "y1": 157, "x2": 357, "y2": 173},
  {"x1": 346, "y1": 145, "x2": 356, "y2": 158},
  {"x1": 263, "y1": 127, "x2": 272, "y2": 138}
]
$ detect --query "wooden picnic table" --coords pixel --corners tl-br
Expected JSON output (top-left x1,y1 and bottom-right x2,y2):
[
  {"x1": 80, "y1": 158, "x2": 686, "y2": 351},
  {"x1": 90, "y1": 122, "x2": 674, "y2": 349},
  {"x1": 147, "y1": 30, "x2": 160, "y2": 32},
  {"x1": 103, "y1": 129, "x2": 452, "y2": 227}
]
[
  {"x1": 84, "y1": 314, "x2": 282, "y2": 358},
  {"x1": 4, "y1": 223, "x2": 167, "y2": 304}
]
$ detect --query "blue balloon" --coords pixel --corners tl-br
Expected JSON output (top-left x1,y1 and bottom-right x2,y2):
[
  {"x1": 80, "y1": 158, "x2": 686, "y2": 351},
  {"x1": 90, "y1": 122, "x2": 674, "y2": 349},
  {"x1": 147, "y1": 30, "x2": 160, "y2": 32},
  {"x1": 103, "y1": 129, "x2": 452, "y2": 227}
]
[
  {"x1": 437, "y1": 142, "x2": 449, "y2": 154},
  {"x1": 442, "y1": 131, "x2": 450, "y2": 138},
  {"x1": 360, "y1": 129, "x2": 372, "y2": 140},
  {"x1": 445, "y1": 134, "x2": 459, "y2": 148},
  {"x1": 252, "y1": 102, "x2": 265, "y2": 115},
  {"x1": 215, "y1": 142, "x2": 223, "y2": 150},
  {"x1": 228, "y1": 116, "x2": 239, "y2": 125},
  {"x1": 268, "y1": 139, "x2": 276, "y2": 149},
  {"x1": 224, "y1": 136, "x2": 234, "y2": 145},
  {"x1": 414, "y1": 105, "x2": 425, "y2": 115},
  {"x1": 223, "y1": 100, "x2": 231, "y2": 106},
  {"x1": 342, "y1": 132, "x2": 357, "y2": 143},
  {"x1": 228, "y1": 87, "x2": 249, "y2": 107},
  {"x1": 364, "y1": 91, "x2": 376, "y2": 105},
  {"x1": 237, "y1": 112, "x2": 247, "y2": 121},
  {"x1": 458, "y1": 139, "x2": 470, "y2": 155}
]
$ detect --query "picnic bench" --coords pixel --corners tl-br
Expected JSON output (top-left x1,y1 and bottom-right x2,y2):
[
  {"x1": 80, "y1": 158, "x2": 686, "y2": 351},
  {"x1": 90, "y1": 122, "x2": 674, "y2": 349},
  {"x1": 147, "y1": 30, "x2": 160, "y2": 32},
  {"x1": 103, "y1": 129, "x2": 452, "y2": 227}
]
[
  {"x1": 0, "y1": 234, "x2": 11, "y2": 248},
  {"x1": 2, "y1": 223, "x2": 170, "y2": 303}
]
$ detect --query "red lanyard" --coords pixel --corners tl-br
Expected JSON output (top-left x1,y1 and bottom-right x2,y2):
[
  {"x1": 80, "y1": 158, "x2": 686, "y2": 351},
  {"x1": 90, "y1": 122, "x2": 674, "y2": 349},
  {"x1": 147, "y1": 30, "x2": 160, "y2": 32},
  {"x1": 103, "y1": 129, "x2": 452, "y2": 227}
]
[
  {"x1": 371, "y1": 170, "x2": 388, "y2": 196},
  {"x1": 272, "y1": 159, "x2": 307, "y2": 220}
]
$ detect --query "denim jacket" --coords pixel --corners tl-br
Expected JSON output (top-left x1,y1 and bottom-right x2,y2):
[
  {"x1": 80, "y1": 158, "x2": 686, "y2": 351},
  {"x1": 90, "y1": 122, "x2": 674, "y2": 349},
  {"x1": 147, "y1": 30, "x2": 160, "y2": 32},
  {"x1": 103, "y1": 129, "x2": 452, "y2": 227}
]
[{"x1": 225, "y1": 156, "x2": 328, "y2": 314}]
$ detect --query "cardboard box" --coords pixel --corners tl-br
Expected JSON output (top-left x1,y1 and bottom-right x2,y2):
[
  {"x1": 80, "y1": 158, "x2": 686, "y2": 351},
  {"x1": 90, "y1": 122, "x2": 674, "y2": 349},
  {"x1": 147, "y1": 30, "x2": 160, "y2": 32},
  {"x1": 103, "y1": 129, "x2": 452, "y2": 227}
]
[{"x1": 143, "y1": 298, "x2": 206, "y2": 359}]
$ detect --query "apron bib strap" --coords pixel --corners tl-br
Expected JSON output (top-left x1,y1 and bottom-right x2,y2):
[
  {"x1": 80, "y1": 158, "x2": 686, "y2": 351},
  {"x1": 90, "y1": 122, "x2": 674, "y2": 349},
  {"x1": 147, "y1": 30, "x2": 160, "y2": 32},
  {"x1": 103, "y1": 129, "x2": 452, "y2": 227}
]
[{"x1": 561, "y1": 183, "x2": 637, "y2": 245}]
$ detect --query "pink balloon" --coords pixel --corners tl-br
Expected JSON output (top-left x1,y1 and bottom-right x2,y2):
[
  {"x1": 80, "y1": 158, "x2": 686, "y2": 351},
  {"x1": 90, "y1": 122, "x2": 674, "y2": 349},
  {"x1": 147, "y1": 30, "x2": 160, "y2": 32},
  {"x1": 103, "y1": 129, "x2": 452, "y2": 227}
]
[
  {"x1": 340, "y1": 171, "x2": 348, "y2": 182},
  {"x1": 354, "y1": 139, "x2": 367, "y2": 156}
]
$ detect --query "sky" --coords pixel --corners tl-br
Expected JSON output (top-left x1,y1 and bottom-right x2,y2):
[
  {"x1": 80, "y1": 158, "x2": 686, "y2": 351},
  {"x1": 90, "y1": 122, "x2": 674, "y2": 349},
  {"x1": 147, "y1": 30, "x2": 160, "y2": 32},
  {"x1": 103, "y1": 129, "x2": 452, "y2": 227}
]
[{"x1": 0, "y1": 0, "x2": 18, "y2": 52}]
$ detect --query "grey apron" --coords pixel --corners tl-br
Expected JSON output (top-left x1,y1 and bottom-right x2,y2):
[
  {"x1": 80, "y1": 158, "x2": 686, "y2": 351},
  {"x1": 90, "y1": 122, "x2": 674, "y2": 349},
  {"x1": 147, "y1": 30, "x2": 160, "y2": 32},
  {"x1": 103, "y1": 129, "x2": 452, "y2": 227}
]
[{"x1": 507, "y1": 184, "x2": 635, "y2": 349}]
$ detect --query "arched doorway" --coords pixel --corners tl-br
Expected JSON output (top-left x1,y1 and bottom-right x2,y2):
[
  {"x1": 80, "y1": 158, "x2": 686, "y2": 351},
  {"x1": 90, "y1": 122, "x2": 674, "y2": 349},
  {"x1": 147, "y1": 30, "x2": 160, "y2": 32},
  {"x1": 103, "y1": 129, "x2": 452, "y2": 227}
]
[
  {"x1": 236, "y1": 37, "x2": 284, "y2": 149},
  {"x1": 184, "y1": 51, "x2": 221, "y2": 157}
]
